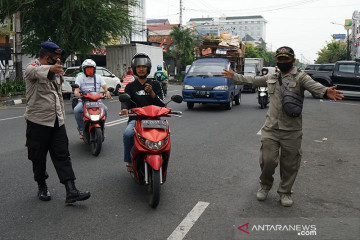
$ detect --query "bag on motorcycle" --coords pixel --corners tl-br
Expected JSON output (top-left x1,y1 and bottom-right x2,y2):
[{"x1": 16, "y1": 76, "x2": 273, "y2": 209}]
[{"x1": 278, "y1": 75, "x2": 304, "y2": 118}]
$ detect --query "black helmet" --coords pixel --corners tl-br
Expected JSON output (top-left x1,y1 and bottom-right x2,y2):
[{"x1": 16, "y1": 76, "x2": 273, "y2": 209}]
[{"x1": 131, "y1": 53, "x2": 152, "y2": 77}]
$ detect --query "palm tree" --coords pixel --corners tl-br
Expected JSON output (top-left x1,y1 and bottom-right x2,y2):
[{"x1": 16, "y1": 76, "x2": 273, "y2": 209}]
[{"x1": 169, "y1": 26, "x2": 194, "y2": 72}]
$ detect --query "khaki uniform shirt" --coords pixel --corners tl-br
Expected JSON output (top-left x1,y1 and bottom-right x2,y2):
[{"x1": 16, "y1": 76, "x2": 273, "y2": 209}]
[
  {"x1": 232, "y1": 67, "x2": 327, "y2": 131},
  {"x1": 24, "y1": 59, "x2": 65, "y2": 127}
]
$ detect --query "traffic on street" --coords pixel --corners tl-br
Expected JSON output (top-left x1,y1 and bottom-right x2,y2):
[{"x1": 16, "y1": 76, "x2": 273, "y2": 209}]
[{"x1": 1, "y1": 84, "x2": 359, "y2": 239}]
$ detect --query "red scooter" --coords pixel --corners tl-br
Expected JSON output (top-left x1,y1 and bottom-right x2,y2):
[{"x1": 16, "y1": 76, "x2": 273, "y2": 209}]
[
  {"x1": 119, "y1": 94, "x2": 183, "y2": 208},
  {"x1": 72, "y1": 84, "x2": 113, "y2": 156}
]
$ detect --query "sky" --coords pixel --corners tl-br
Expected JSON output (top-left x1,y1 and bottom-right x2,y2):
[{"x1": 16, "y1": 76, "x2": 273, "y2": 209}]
[{"x1": 146, "y1": 0, "x2": 359, "y2": 64}]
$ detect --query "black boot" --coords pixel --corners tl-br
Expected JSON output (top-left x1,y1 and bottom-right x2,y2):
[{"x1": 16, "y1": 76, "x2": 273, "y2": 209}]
[
  {"x1": 65, "y1": 180, "x2": 91, "y2": 204},
  {"x1": 37, "y1": 181, "x2": 51, "y2": 201}
]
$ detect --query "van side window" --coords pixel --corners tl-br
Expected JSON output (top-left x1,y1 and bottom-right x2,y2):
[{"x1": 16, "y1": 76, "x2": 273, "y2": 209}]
[{"x1": 338, "y1": 64, "x2": 355, "y2": 73}]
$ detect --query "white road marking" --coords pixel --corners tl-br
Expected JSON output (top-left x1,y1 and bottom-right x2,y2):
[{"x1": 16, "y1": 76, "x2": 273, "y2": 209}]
[
  {"x1": 105, "y1": 118, "x2": 128, "y2": 127},
  {"x1": 0, "y1": 115, "x2": 24, "y2": 121},
  {"x1": 167, "y1": 201, "x2": 210, "y2": 240}
]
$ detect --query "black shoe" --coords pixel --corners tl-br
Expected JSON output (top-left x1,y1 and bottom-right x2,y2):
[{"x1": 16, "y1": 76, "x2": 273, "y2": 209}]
[
  {"x1": 65, "y1": 180, "x2": 91, "y2": 204},
  {"x1": 37, "y1": 181, "x2": 51, "y2": 201}
]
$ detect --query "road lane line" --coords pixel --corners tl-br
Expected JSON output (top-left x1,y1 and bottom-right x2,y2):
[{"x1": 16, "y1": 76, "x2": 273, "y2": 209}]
[
  {"x1": 105, "y1": 118, "x2": 128, "y2": 127},
  {"x1": 167, "y1": 201, "x2": 210, "y2": 240},
  {"x1": 0, "y1": 115, "x2": 24, "y2": 121}
]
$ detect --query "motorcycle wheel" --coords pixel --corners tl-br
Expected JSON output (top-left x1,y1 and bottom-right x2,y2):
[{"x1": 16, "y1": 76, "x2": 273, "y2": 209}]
[
  {"x1": 91, "y1": 127, "x2": 102, "y2": 156},
  {"x1": 148, "y1": 168, "x2": 161, "y2": 208},
  {"x1": 260, "y1": 97, "x2": 265, "y2": 109}
]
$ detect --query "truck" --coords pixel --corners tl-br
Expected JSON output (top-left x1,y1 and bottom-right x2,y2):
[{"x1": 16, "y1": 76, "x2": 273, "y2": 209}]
[
  {"x1": 106, "y1": 43, "x2": 163, "y2": 80},
  {"x1": 305, "y1": 61, "x2": 360, "y2": 98},
  {"x1": 243, "y1": 58, "x2": 264, "y2": 92},
  {"x1": 182, "y1": 37, "x2": 246, "y2": 110}
]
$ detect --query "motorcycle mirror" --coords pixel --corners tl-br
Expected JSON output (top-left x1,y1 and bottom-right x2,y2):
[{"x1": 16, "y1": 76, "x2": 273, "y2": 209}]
[
  {"x1": 171, "y1": 95, "x2": 183, "y2": 104},
  {"x1": 71, "y1": 84, "x2": 79, "y2": 89},
  {"x1": 108, "y1": 87, "x2": 114, "y2": 92},
  {"x1": 119, "y1": 93, "x2": 131, "y2": 102}
]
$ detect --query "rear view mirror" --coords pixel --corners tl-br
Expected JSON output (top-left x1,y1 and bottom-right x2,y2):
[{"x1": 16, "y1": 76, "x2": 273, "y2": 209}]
[
  {"x1": 71, "y1": 84, "x2": 79, "y2": 89},
  {"x1": 119, "y1": 93, "x2": 131, "y2": 102},
  {"x1": 171, "y1": 95, "x2": 183, "y2": 104}
]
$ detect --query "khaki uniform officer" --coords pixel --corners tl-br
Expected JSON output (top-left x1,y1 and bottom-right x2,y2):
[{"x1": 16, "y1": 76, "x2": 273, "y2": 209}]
[
  {"x1": 25, "y1": 41, "x2": 91, "y2": 204},
  {"x1": 222, "y1": 46, "x2": 344, "y2": 207}
]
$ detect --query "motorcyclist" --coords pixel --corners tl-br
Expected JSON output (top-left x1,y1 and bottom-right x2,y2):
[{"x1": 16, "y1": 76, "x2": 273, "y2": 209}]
[
  {"x1": 73, "y1": 59, "x2": 111, "y2": 139},
  {"x1": 261, "y1": 68, "x2": 269, "y2": 76},
  {"x1": 154, "y1": 65, "x2": 168, "y2": 96},
  {"x1": 120, "y1": 53, "x2": 165, "y2": 172}
]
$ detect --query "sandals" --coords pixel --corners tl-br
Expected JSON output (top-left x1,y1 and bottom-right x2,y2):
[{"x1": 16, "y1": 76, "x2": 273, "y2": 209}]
[
  {"x1": 79, "y1": 134, "x2": 84, "y2": 139},
  {"x1": 126, "y1": 163, "x2": 134, "y2": 172}
]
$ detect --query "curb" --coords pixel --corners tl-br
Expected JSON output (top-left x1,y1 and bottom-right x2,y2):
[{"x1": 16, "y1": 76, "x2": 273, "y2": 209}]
[{"x1": 1, "y1": 98, "x2": 26, "y2": 106}]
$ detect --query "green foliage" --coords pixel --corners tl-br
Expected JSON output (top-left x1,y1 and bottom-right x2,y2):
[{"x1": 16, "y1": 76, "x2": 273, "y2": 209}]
[
  {"x1": 169, "y1": 26, "x2": 194, "y2": 69},
  {"x1": 315, "y1": 40, "x2": 347, "y2": 63},
  {"x1": 244, "y1": 43, "x2": 260, "y2": 58},
  {"x1": 1, "y1": 0, "x2": 136, "y2": 58},
  {"x1": 0, "y1": 79, "x2": 26, "y2": 96}
]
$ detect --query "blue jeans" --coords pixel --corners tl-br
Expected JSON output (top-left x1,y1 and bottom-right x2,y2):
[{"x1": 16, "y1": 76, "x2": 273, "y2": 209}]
[
  {"x1": 74, "y1": 100, "x2": 108, "y2": 134},
  {"x1": 123, "y1": 120, "x2": 135, "y2": 163}
]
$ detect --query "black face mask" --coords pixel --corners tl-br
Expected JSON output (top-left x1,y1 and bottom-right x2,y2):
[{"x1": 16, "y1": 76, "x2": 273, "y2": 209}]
[
  {"x1": 48, "y1": 57, "x2": 57, "y2": 65},
  {"x1": 277, "y1": 62, "x2": 293, "y2": 72}
]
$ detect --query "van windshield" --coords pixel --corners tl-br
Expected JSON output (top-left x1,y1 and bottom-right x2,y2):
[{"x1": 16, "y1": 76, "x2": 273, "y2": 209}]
[{"x1": 187, "y1": 61, "x2": 228, "y2": 77}]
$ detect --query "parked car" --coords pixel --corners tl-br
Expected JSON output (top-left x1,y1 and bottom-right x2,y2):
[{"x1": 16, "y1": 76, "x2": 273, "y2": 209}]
[
  {"x1": 61, "y1": 66, "x2": 122, "y2": 98},
  {"x1": 305, "y1": 61, "x2": 360, "y2": 98},
  {"x1": 304, "y1": 63, "x2": 334, "y2": 79}
]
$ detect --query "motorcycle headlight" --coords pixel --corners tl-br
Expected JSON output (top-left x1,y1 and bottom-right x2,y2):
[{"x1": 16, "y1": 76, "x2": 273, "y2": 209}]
[
  {"x1": 137, "y1": 133, "x2": 169, "y2": 150},
  {"x1": 259, "y1": 87, "x2": 268, "y2": 91},
  {"x1": 213, "y1": 85, "x2": 228, "y2": 90},
  {"x1": 183, "y1": 84, "x2": 194, "y2": 90},
  {"x1": 90, "y1": 115, "x2": 100, "y2": 121}
]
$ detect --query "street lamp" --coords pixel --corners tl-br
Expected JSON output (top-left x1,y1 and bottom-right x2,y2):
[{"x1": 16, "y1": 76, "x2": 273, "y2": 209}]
[{"x1": 331, "y1": 22, "x2": 350, "y2": 60}]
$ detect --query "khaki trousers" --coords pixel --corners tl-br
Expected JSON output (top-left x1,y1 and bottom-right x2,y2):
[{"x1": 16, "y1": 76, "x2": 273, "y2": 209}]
[{"x1": 259, "y1": 126, "x2": 302, "y2": 194}]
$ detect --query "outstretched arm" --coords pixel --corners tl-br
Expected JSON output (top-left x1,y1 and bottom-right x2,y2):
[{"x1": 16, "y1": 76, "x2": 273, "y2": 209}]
[{"x1": 325, "y1": 85, "x2": 344, "y2": 101}]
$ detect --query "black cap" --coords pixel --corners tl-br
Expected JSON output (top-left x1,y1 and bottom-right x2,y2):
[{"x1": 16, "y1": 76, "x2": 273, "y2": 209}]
[
  {"x1": 40, "y1": 41, "x2": 66, "y2": 56},
  {"x1": 275, "y1": 46, "x2": 295, "y2": 58}
]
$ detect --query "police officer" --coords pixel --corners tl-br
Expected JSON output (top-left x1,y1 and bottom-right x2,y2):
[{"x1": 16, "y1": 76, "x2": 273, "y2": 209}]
[
  {"x1": 24, "y1": 41, "x2": 91, "y2": 204},
  {"x1": 222, "y1": 46, "x2": 344, "y2": 207}
]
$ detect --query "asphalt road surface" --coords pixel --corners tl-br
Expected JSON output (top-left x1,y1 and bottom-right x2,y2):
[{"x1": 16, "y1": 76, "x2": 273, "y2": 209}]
[{"x1": 0, "y1": 85, "x2": 359, "y2": 240}]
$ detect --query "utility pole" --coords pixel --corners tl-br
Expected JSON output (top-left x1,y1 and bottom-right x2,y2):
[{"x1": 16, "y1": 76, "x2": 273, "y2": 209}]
[
  {"x1": 14, "y1": 12, "x2": 22, "y2": 79},
  {"x1": 180, "y1": 0, "x2": 183, "y2": 28}
]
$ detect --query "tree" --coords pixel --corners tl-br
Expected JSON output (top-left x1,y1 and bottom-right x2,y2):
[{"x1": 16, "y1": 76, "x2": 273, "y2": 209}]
[
  {"x1": 0, "y1": 0, "x2": 136, "y2": 58},
  {"x1": 244, "y1": 43, "x2": 260, "y2": 58},
  {"x1": 168, "y1": 26, "x2": 194, "y2": 71},
  {"x1": 315, "y1": 39, "x2": 347, "y2": 63}
]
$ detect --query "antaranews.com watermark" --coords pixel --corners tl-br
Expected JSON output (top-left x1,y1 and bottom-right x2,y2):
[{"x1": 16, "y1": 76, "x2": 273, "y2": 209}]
[{"x1": 234, "y1": 217, "x2": 359, "y2": 240}]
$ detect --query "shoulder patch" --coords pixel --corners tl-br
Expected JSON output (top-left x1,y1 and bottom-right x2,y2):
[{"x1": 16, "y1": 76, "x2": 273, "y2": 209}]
[{"x1": 31, "y1": 63, "x2": 38, "y2": 67}]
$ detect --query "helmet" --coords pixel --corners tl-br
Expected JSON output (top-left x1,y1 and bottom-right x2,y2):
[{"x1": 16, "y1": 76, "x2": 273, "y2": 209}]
[
  {"x1": 82, "y1": 59, "x2": 96, "y2": 76},
  {"x1": 131, "y1": 53, "x2": 152, "y2": 77},
  {"x1": 157, "y1": 65, "x2": 162, "y2": 70}
]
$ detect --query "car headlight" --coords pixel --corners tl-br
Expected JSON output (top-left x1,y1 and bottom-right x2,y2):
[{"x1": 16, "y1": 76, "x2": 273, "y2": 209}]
[
  {"x1": 137, "y1": 133, "x2": 169, "y2": 150},
  {"x1": 183, "y1": 84, "x2": 194, "y2": 90},
  {"x1": 213, "y1": 85, "x2": 228, "y2": 90}
]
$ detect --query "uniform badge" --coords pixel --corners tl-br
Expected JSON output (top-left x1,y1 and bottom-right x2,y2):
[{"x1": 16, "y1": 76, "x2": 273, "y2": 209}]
[{"x1": 286, "y1": 80, "x2": 290, "y2": 85}]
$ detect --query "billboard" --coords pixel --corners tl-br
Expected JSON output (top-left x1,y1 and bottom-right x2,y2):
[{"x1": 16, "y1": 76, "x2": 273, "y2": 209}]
[{"x1": 345, "y1": 19, "x2": 352, "y2": 30}]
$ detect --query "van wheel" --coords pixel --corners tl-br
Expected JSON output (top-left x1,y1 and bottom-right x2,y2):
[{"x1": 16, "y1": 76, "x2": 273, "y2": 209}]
[
  {"x1": 187, "y1": 102, "x2": 194, "y2": 109},
  {"x1": 234, "y1": 93, "x2": 241, "y2": 105},
  {"x1": 225, "y1": 96, "x2": 233, "y2": 110}
]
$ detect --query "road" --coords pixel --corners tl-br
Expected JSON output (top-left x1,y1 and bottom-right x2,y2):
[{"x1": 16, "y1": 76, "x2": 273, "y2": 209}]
[{"x1": 0, "y1": 84, "x2": 359, "y2": 240}]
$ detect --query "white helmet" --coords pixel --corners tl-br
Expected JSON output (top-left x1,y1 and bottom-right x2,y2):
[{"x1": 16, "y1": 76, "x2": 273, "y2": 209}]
[
  {"x1": 82, "y1": 59, "x2": 96, "y2": 69},
  {"x1": 81, "y1": 59, "x2": 96, "y2": 76}
]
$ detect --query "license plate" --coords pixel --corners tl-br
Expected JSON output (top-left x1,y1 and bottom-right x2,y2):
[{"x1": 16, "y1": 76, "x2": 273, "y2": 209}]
[
  {"x1": 196, "y1": 90, "x2": 210, "y2": 96},
  {"x1": 85, "y1": 102, "x2": 102, "y2": 108},
  {"x1": 142, "y1": 120, "x2": 167, "y2": 129}
]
